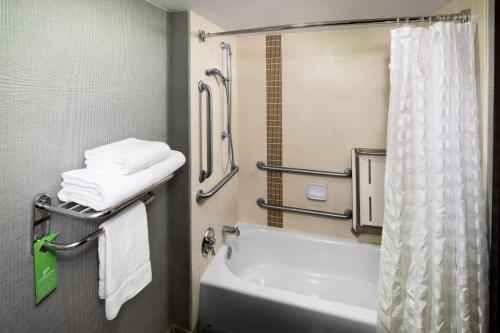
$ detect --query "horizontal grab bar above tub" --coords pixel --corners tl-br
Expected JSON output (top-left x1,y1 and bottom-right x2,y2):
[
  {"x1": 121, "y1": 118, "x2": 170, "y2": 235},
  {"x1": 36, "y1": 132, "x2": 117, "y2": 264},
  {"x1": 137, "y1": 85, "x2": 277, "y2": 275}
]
[
  {"x1": 256, "y1": 198, "x2": 352, "y2": 220},
  {"x1": 354, "y1": 148, "x2": 386, "y2": 157},
  {"x1": 256, "y1": 161, "x2": 351, "y2": 178},
  {"x1": 197, "y1": 166, "x2": 239, "y2": 203}
]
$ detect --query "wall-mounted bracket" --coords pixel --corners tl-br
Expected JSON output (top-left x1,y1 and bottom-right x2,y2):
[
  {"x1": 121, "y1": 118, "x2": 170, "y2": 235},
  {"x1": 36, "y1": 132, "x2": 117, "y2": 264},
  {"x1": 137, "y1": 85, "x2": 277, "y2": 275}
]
[{"x1": 32, "y1": 194, "x2": 51, "y2": 254}]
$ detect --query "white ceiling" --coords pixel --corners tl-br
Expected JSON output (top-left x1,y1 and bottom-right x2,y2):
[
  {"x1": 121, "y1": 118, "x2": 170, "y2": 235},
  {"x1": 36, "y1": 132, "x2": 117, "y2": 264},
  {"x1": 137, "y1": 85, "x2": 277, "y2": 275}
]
[{"x1": 148, "y1": 0, "x2": 452, "y2": 30}]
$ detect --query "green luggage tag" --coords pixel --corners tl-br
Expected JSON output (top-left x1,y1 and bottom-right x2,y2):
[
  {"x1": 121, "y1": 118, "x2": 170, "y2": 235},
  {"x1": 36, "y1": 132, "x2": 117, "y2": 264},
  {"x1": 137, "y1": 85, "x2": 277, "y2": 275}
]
[{"x1": 34, "y1": 232, "x2": 58, "y2": 304}]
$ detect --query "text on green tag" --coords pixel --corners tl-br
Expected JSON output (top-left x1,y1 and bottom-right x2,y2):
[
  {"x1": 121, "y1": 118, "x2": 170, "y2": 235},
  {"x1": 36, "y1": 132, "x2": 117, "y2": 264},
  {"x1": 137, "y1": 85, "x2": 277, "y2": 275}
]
[{"x1": 34, "y1": 232, "x2": 58, "y2": 305}]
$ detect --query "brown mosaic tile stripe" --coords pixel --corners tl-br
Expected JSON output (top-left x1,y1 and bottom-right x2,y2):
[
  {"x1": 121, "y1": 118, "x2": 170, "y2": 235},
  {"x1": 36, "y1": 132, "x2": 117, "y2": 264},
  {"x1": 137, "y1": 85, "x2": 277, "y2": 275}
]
[{"x1": 266, "y1": 35, "x2": 283, "y2": 228}]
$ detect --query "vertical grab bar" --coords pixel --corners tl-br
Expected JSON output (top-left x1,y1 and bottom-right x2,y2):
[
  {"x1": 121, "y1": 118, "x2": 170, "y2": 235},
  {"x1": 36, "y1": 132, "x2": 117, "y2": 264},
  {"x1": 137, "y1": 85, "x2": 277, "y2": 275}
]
[{"x1": 198, "y1": 81, "x2": 213, "y2": 182}]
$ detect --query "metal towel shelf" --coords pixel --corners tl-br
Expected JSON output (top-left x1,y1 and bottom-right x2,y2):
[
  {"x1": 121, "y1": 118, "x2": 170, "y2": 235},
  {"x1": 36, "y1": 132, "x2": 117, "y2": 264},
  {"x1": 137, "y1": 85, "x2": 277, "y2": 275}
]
[
  {"x1": 256, "y1": 161, "x2": 351, "y2": 178},
  {"x1": 257, "y1": 198, "x2": 352, "y2": 220},
  {"x1": 32, "y1": 174, "x2": 174, "y2": 252}
]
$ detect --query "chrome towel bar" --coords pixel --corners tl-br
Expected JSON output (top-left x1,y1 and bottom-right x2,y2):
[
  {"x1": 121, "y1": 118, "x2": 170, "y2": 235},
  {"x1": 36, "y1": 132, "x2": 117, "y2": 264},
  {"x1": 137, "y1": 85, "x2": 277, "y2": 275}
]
[
  {"x1": 256, "y1": 161, "x2": 351, "y2": 178},
  {"x1": 33, "y1": 174, "x2": 174, "y2": 252},
  {"x1": 197, "y1": 166, "x2": 239, "y2": 203},
  {"x1": 257, "y1": 198, "x2": 352, "y2": 220}
]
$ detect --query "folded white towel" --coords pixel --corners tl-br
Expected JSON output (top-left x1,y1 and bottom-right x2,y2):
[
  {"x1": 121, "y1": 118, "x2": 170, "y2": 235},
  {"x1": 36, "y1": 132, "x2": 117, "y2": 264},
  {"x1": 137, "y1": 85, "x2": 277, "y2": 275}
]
[
  {"x1": 98, "y1": 201, "x2": 151, "y2": 320},
  {"x1": 148, "y1": 150, "x2": 186, "y2": 183},
  {"x1": 58, "y1": 150, "x2": 186, "y2": 211},
  {"x1": 58, "y1": 168, "x2": 155, "y2": 211},
  {"x1": 85, "y1": 138, "x2": 171, "y2": 175}
]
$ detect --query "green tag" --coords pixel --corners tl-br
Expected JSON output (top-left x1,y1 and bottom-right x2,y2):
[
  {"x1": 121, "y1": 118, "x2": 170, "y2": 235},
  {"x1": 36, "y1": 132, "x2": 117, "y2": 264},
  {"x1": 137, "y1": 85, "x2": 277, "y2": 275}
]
[{"x1": 34, "y1": 232, "x2": 58, "y2": 305}]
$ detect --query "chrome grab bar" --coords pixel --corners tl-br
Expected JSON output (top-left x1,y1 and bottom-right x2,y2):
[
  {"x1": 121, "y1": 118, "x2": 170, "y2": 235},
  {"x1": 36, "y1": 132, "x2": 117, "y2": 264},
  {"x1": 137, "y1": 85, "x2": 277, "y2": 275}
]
[
  {"x1": 256, "y1": 161, "x2": 351, "y2": 178},
  {"x1": 257, "y1": 198, "x2": 352, "y2": 220},
  {"x1": 354, "y1": 148, "x2": 386, "y2": 156},
  {"x1": 197, "y1": 166, "x2": 239, "y2": 203},
  {"x1": 198, "y1": 81, "x2": 213, "y2": 183}
]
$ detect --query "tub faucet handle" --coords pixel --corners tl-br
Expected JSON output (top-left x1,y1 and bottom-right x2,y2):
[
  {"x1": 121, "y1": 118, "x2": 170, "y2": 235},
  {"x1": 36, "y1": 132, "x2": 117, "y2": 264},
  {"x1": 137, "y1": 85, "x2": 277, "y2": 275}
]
[{"x1": 202, "y1": 227, "x2": 216, "y2": 257}]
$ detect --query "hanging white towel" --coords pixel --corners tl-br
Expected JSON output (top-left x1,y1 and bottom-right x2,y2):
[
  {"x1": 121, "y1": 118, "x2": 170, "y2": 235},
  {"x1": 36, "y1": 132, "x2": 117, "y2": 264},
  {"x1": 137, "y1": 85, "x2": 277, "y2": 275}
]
[
  {"x1": 57, "y1": 150, "x2": 186, "y2": 211},
  {"x1": 85, "y1": 138, "x2": 171, "y2": 175},
  {"x1": 98, "y1": 201, "x2": 151, "y2": 320}
]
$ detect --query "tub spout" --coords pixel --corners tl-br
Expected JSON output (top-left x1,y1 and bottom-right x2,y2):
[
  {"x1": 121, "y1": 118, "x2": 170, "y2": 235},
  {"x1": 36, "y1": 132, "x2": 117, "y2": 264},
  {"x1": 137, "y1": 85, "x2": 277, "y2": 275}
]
[{"x1": 222, "y1": 225, "x2": 240, "y2": 237}]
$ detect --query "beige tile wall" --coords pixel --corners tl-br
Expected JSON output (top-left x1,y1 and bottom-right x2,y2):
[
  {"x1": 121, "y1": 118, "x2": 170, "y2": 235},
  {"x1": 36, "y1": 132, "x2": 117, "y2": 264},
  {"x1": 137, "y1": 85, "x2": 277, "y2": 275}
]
[
  {"x1": 188, "y1": 10, "x2": 238, "y2": 328},
  {"x1": 281, "y1": 28, "x2": 390, "y2": 242},
  {"x1": 237, "y1": 27, "x2": 391, "y2": 242},
  {"x1": 236, "y1": 35, "x2": 268, "y2": 225}
]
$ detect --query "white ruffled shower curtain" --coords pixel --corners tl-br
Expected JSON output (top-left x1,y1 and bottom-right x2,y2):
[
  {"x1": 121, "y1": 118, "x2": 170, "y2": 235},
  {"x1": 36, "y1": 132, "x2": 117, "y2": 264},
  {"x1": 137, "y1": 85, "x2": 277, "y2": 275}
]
[{"x1": 377, "y1": 22, "x2": 489, "y2": 333}]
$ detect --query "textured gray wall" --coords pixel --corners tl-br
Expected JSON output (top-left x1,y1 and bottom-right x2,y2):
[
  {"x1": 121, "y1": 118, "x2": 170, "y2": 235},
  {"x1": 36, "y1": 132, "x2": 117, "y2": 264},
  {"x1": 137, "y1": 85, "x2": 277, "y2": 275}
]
[
  {"x1": 0, "y1": 1, "x2": 170, "y2": 331},
  {"x1": 166, "y1": 11, "x2": 191, "y2": 330}
]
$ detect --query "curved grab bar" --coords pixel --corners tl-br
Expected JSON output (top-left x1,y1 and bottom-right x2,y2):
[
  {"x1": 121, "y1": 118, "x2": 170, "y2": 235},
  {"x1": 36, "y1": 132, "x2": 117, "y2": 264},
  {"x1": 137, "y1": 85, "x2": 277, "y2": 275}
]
[
  {"x1": 256, "y1": 161, "x2": 351, "y2": 178},
  {"x1": 197, "y1": 166, "x2": 239, "y2": 203},
  {"x1": 256, "y1": 198, "x2": 352, "y2": 220},
  {"x1": 198, "y1": 81, "x2": 213, "y2": 183}
]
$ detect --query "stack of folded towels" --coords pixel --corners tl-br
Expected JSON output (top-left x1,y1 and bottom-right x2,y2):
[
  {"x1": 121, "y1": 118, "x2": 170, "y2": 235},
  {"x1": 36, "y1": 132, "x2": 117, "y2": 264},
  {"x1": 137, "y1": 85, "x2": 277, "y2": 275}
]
[
  {"x1": 58, "y1": 138, "x2": 185, "y2": 211},
  {"x1": 57, "y1": 138, "x2": 185, "y2": 320}
]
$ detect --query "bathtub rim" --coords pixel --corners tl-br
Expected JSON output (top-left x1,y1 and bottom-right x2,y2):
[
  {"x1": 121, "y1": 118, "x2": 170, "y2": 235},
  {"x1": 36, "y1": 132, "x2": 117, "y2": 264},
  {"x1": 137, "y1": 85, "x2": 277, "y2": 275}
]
[{"x1": 201, "y1": 222, "x2": 380, "y2": 327}]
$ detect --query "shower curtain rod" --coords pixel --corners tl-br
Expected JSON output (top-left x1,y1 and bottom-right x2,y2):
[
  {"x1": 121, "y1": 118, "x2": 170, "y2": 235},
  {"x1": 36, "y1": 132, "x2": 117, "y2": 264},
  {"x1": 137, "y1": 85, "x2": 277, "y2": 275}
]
[{"x1": 198, "y1": 9, "x2": 471, "y2": 41}]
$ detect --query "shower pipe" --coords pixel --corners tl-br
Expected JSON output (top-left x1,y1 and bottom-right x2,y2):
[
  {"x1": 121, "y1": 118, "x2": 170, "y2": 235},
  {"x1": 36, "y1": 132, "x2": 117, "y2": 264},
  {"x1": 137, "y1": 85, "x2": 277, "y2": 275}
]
[
  {"x1": 206, "y1": 42, "x2": 237, "y2": 169},
  {"x1": 198, "y1": 9, "x2": 471, "y2": 41},
  {"x1": 198, "y1": 81, "x2": 213, "y2": 183},
  {"x1": 198, "y1": 42, "x2": 240, "y2": 203}
]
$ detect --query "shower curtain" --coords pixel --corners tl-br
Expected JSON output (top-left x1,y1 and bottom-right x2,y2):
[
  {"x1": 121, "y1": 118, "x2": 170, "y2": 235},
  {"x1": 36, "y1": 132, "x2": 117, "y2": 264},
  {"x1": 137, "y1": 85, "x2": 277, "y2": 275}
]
[{"x1": 377, "y1": 22, "x2": 489, "y2": 333}]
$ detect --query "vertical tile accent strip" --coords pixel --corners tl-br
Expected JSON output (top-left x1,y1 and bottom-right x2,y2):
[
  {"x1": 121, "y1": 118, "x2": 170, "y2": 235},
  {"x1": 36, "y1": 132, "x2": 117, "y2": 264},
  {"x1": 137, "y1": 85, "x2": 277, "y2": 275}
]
[{"x1": 266, "y1": 35, "x2": 283, "y2": 228}]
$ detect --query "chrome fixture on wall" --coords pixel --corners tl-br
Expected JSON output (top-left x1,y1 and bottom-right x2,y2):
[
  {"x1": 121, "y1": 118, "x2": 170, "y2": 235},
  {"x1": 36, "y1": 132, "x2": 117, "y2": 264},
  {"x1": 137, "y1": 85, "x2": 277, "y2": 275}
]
[
  {"x1": 197, "y1": 166, "x2": 239, "y2": 203},
  {"x1": 257, "y1": 198, "x2": 352, "y2": 220},
  {"x1": 351, "y1": 148, "x2": 386, "y2": 236},
  {"x1": 201, "y1": 227, "x2": 216, "y2": 257},
  {"x1": 256, "y1": 161, "x2": 351, "y2": 178},
  {"x1": 205, "y1": 42, "x2": 237, "y2": 169},
  {"x1": 197, "y1": 42, "x2": 239, "y2": 203},
  {"x1": 198, "y1": 81, "x2": 213, "y2": 183},
  {"x1": 222, "y1": 225, "x2": 240, "y2": 237},
  {"x1": 198, "y1": 9, "x2": 471, "y2": 41}
]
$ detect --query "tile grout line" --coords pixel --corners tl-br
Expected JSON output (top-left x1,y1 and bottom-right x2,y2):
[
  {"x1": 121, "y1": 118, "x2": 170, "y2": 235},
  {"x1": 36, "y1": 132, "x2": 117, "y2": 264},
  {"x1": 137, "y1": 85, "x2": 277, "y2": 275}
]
[{"x1": 265, "y1": 35, "x2": 283, "y2": 228}]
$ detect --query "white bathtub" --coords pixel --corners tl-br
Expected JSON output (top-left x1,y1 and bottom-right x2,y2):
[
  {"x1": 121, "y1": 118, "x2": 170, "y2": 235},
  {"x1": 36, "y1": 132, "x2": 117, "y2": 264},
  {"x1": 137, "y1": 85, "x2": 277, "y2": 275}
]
[{"x1": 199, "y1": 223, "x2": 380, "y2": 333}]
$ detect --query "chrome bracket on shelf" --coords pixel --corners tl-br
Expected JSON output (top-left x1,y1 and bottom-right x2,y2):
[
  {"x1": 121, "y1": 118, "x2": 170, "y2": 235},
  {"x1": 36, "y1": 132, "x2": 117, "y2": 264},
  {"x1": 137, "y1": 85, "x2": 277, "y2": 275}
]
[{"x1": 32, "y1": 194, "x2": 52, "y2": 255}]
